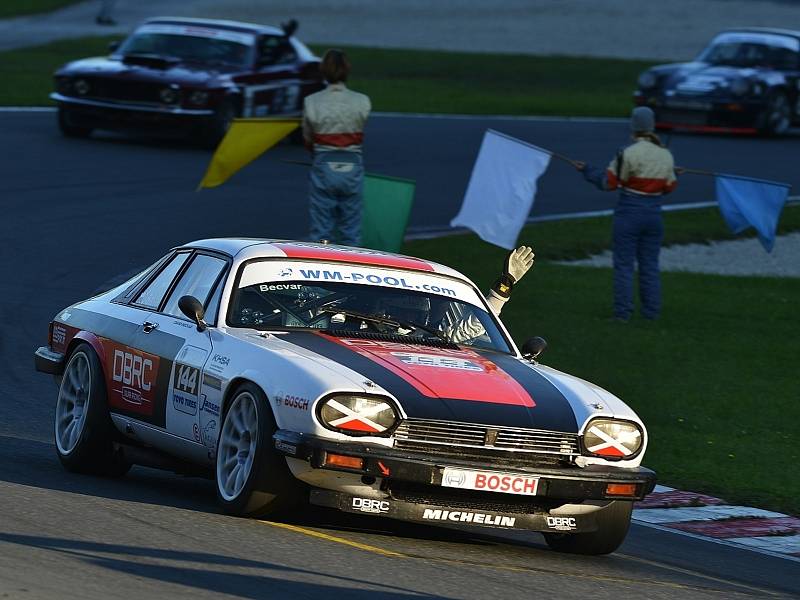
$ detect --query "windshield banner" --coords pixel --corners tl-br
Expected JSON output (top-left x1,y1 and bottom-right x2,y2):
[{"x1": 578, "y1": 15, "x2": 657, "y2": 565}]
[
  {"x1": 712, "y1": 32, "x2": 799, "y2": 51},
  {"x1": 135, "y1": 24, "x2": 255, "y2": 46},
  {"x1": 239, "y1": 261, "x2": 484, "y2": 307}
]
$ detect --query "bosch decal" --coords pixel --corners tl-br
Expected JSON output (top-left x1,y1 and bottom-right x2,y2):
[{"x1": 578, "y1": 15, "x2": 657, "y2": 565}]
[
  {"x1": 351, "y1": 498, "x2": 390, "y2": 514},
  {"x1": 277, "y1": 392, "x2": 309, "y2": 411},
  {"x1": 421, "y1": 509, "x2": 516, "y2": 527},
  {"x1": 441, "y1": 468, "x2": 539, "y2": 496},
  {"x1": 546, "y1": 516, "x2": 578, "y2": 531}
]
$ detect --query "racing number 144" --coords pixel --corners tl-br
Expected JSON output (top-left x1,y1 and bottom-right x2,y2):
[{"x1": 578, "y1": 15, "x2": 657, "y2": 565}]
[{"x1": 175, "y1": 364, "x2": 198, "y2": 395}]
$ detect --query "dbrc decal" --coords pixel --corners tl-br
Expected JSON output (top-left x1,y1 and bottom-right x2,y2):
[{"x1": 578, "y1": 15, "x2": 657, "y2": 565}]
[
  {"x1": 441, "y1": 468, "x2": 539, "y2": 496},
  {"x1": 422, "y1": 509, "x2": 516, "y2": 527},
  {"x1": 107, "y1": 347, "x2": 159, "y2": 415},
  {"x1": 391, "y1": 352, "x2": 483, "y2": 372},
  {"x1": 351, "y1": 498, "x2": 390, "y2": 514},
  {"x1": 546, "y1": 516, "x2": 577, "y2": 531}
]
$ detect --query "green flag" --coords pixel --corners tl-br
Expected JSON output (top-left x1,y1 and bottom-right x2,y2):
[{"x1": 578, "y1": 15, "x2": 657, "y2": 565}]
[{"x1": 362, "y1": 174, "x2": 416, "y2": 252}]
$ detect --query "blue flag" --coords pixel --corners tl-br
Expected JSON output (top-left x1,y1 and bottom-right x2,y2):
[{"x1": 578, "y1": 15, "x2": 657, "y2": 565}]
[{"x1": 715, "y1": 174, "x2": 790, "y2": 252}]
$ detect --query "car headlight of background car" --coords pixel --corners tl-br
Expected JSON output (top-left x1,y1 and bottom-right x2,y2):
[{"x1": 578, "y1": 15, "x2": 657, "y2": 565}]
[
  {"x1": 637, "y1": 71, "x2": 658, "y2": 89},
  {"x1": 582, "y1": 419, "x2": 643, "y2": 459},
  {"x1": 159, "y1": 85, "x2": 180, "y2": 104},
  {"x1": 187, "y1": 90, "x2": 210, "y2": 106},
  {"x1": 318, "y1": 394, "x2": 399, "y2": 436},
  {"x1": 729, "y1": 78, "x2": 750, "y2": 96}
]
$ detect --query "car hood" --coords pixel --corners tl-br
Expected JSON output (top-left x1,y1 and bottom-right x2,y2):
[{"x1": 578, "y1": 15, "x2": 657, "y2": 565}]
[
  {"x1": 57, "y1": 55, "x2": 241, "y2": 86},
  {"x1": 280, "y1": 331, "x2": 583, "y2": 432},
  {"x1": 656, "y1": 61, "x2": 762, "y2": 93}
]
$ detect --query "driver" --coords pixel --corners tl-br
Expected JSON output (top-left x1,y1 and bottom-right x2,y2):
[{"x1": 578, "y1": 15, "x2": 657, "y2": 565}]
[{"x1": 378, "y1": 246, "x2": 535, "y2": 344}]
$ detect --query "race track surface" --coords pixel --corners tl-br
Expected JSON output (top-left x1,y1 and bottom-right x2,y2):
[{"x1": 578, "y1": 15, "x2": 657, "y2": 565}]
[{"x1": 1, "y1": 111, "x2": 799, "y2": 598}]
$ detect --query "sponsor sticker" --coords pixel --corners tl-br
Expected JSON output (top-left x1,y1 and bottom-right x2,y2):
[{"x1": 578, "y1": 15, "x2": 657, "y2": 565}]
[
  {"x1": 200, "y1": 396, "x2": 220, "y2": 417},
  {"x1": 52, "y1": 324, "x2": 67, "y2": 346},
  {"x1": 422, "y1": 509, "x2": 516, "y2": 527},
  {"x1": 201, "y1": 419, "x2": 217, "y2": 447},
  {"x1": 173, "y1": 391, "x2": 198, "y2": 416},
  {"x1": 391, "y1": 352, "x2": 483, "y2": 372},
  {"x1": 441, "y1": 468, "x2": 539, "y2": 496},
  {"x1": 275, "y1": 440, "x2": 297, "y2": 455},
  {"x1": 276, "y1": 392, "x2": 309, "y2": 411},
  {"x1": 207, "y1": 353, "x2": 230, "y2": 374},
  {"x1": 107, "y1": 346, "x2": 159, "y2": 415},
  {"x1": 351, "y1": 498, "x2": 390, "y2": 514},
  {"x1": 546, "y1": 516, "x2": 577, "y2": 531}
]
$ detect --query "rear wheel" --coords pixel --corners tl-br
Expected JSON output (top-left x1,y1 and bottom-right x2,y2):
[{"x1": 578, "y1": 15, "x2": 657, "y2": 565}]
[
  {"x1": 57, "y1": 107, "x2": 93, "y2": 138},
  {"x1": 543, "y1": 501, "x2": 632, "y2": 555},
  {"x1": 757, "y1": 91, "x2": 791, "y2": 136},
  {"x1": 54, "y1": 343, "x2": 130, "y2": 476},
  {"x1": 215, "y1": 382, "x2": 303, "y2": 517}
]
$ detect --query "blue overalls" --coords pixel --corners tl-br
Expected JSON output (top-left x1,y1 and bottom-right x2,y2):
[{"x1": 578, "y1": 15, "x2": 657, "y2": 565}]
[{"x1": 309, "y1": 152, "x2": 364, "y2": 246}]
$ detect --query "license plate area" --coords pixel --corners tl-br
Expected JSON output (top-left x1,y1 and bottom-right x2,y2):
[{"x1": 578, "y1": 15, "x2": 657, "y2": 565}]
[{"x1": 441, "y1": 467, "x2": 539, "y2": 496}]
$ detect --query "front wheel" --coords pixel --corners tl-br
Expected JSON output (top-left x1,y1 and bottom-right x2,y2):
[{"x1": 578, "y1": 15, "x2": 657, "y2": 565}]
[
  {"x1": 757, "y1": 91, "x2": 791, "y2": 136},
  {"x1": 543, "y1": 501, "x2": 633, "y2": 555},
  {"x1": 215, "y1": 382, "x2": 303, "y2": 517},
  {"x1": 200, "y1": 99, "x2": 237, "y2": 149},
  {"x1": 57, "y1": 107, "x2": 93, "y2": 138},
  {"x1": 54, "y1": 343, "x2": 130, "y2": 476}
]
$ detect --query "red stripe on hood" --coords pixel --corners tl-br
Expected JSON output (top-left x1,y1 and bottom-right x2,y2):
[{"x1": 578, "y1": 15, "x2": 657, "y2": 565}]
[{"x1": 323, "y1": 335, "x2": 535, "y2": 407}]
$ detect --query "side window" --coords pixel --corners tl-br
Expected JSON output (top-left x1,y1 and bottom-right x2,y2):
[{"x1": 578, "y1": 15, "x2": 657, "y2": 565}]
[
  {"x1": 162, "y1": 254, "x2": 228, "y2": 319},
  {"x1": 204, "y1": 277, "x2": 225, "y2": 326},
  {"x1": 259, "y1": 35, "x2": 296, "y2": 66},
  {"x1": 134, "y1": 253, "x2": 190, "y2": 310}
]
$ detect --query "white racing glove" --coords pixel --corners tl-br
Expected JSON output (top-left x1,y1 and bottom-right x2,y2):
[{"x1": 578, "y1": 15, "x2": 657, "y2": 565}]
[{"x1": 491, "y1": 246, "x2": 535, "y2": 300}]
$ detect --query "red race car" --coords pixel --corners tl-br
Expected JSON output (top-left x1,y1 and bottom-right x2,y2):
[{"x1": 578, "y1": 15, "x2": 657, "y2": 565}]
[{"x1": 51, "y1": 17, "x2": 324, "y2": 145}]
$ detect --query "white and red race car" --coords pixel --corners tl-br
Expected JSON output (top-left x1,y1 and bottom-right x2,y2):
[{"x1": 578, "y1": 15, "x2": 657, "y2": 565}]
[{"x1": 35, "y1": 239, "x2": 655, "y2": 555}]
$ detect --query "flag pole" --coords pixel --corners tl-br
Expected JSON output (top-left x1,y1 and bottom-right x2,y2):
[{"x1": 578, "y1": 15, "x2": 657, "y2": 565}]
[
  {"x1": 676, "y1": 167, "x2": 716, "y2": 177},
  {"x1": 279, "y1": 158, "x2": 313, "y2": 167}
]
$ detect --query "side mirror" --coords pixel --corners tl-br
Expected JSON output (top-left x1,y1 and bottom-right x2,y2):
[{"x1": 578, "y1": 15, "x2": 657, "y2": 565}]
[
  {"x1": 178, "y1": 295, "x2": 207, "y2": 332},
  {"x1": 108, "y1": 40, "x2": 120, "y2": 52},
  {"x1": 521, "y1": 336, "x2": 547, "y2": 361}
]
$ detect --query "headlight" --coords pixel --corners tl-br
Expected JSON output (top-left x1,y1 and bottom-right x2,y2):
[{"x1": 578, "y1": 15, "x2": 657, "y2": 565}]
[
  {"x1": 582, "y1": 419, "x2": 643, "y2": 459},
  {"x1": 159, "y1": 86, "x2": 179, "y2": 104},
  {"x1": 729, "y1": 78, "x2": 750, "y2": 96},
  {"x1": 318, "y1": 394, "x2": 399, "y2": 436},
  {"x1": 73, "y1": 78, "x2": 90, "y2": 96},
  {"x1": 188, "y1": 90, "x2": 209, "y2": 106},
  {"x1": 637, "y1": 71, "x2": 657, "y2": 89}
]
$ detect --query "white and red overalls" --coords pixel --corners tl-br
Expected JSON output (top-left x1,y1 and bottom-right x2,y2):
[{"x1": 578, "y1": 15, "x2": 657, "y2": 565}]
[{"x1": 302, "y1": 82, "x2": 371, "y2": 246}]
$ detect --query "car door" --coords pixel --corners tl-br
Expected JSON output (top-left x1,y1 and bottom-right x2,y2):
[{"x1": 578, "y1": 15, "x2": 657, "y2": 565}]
[
  {"x1": 145, "y1": 252, "x2": 229, "y2": 450},
  {"x1": 238, "y1": 34, "x2": 301, "y2": 117}
]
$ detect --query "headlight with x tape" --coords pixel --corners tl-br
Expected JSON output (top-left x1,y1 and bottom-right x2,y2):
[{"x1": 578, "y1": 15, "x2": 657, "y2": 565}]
[
  {"x1": 582, "y1": 419, "x2": 643, "y2": 460},
  {"x1": 318, "y1": 394, "x2": 399, "y2": 436}
]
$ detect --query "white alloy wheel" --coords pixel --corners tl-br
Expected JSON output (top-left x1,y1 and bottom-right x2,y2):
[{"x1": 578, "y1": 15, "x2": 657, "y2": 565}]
[
  {"x1": 217, "y1": 391, "x2": 259, "y2": 501},
  {"x1": 55, "y1": 351, "x2": 91, "y2": 455}
]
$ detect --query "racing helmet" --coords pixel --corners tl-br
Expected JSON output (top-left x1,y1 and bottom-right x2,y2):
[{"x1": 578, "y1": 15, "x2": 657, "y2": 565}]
[{"x1": 379, "y1": 294, "x2": 431, "y2": 325}]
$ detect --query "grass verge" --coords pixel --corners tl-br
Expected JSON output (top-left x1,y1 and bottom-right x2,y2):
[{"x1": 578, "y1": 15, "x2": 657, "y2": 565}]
[
  {"x1": 405, "y1": 205, "x2": 800, "y2": 514},
  {"x1": 1, "y1": 37, "x2": 653, "y2": 115},
  {"x1": 0, "y1": 1, "x2": 81, "y2": 19}
]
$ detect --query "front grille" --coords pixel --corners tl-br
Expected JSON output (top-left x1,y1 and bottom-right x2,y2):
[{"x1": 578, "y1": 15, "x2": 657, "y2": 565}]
[
  {"x1": 388, "y1": 481, "x2": 561, "y2": 514},
  {"x1": 658, "y1": 109, "x2": 709, "y2": 125},
  {"x1": 393, "y1": 419, "x2": 579, "y2": 458},
  {"x1": 85, "y1": 77, "x2": 172, "y2": 105}
]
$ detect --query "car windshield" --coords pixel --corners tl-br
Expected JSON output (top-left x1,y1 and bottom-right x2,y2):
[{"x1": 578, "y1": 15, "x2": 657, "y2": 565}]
[
  {"x1": 229, "y1": 271, "x2": 512, "y2": 353},
  {"x1": 119, "y1": 26, "x2": 253, "y2": 67},
  {"x1": 698, "y1": 34, "x2": 799, "y2": 69}
]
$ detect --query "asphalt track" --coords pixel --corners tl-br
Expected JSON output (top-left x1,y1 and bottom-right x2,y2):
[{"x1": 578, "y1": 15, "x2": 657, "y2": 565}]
[{"x1": 2, "y1": 110, "x2": 799, "y2": 598}]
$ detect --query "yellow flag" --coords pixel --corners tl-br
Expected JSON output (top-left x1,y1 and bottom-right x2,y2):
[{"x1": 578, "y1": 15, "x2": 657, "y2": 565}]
[{"x1": 198, "y1": 118, "x2": 300, "y2": 189}]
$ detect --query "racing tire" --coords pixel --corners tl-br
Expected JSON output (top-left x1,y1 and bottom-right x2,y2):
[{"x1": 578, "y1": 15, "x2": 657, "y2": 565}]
[
  {"x1": 201, "y1": 98, "x2": 237, "y2": 149},
  {"x1": 54, "y1": 343, "x2": 130, "y2": 476},
  {"x1": 543, "y1": 501, "x2": 632, "y2": 555},
  {"x1": 215, "y1": 382, "x2": 304, "y2": 518},
  {"x1": 57, "y1": 107, "x2": 93, "y2": 138},
  {"x1": 757, "y1": 91, "x2": 791, "y2": 136}
]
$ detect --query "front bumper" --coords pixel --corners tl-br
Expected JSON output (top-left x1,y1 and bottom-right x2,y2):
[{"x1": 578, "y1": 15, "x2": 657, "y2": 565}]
[
  {"x1": 51, "y1": 93, "x2": 214, "y2": 131},
  {"x1": 634, "y1": 91, "x2": 764, "y2": 132},
  {"x1": 275, "y1": 430, "x2": 656, "y2": 532},
  {"x1": 35, "y1": 346, "x2": 65, "y2": 375}
]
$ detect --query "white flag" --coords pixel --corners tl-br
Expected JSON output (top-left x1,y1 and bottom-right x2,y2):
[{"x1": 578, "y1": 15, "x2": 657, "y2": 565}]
[{"x1": 451, "y1": 130, "x2": 551, "y2": 250}]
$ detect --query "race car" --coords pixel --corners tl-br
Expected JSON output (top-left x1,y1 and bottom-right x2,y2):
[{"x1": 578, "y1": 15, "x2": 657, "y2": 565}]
[
  {"x1": 35, "y1": 240, "x2": 656, "y2": 555},
  {"x1": 51, "y1": 17, "x2": 324, "y2": 145},
  {"x1": 634, "y1": 28, "x2": 800, "y2": 135}
]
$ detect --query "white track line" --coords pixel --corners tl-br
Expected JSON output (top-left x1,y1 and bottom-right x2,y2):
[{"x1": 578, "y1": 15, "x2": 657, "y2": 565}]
[
  {"x1": 633, "y1": 505, "x2": 786, "y2": 524},
  {"x1": 0, "y1": 106, "x2": 55, "y2": 112},
  {"x1": 632, "y1": 520, "x2": 800, "y2": 564},
  {"x1": 726, "y1": 536, "x2": 800, "y2": 554}
]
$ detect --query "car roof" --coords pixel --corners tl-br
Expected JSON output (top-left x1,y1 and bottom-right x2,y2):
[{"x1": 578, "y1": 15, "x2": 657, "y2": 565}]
[
  {"x1": 719, "y1": 27, "x2": 800, "y2": 40},
  {"x1": 182, "y1": 238, "x2": 468, "y2": 279},
  {"x1": 143, "y1": 17, "x2": 284, "y2": 37}
]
